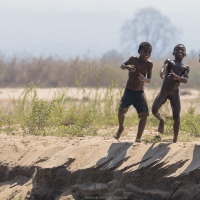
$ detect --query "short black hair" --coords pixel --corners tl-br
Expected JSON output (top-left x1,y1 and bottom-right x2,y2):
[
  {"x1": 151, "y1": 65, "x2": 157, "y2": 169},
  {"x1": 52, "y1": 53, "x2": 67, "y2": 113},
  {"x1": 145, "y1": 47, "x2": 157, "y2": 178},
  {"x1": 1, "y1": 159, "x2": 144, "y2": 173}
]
[
  {"x1": 173, "y1": 44, "x2": 186, "y2": 51},
  {"x1": 138, "y1": 42, "x2": 152, "y2": 53}
]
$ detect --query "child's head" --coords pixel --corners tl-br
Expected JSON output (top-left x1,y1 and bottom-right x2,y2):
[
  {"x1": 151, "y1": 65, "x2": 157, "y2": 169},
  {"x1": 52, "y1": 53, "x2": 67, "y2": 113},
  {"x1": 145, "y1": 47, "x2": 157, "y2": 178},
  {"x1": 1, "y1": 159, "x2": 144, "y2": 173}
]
[
  {"x1": 173, "y1": 44, "x2": 186, "y2": 57},
  {"x1": 138, "y1": 42, "x2": 152, "y2": 54}
]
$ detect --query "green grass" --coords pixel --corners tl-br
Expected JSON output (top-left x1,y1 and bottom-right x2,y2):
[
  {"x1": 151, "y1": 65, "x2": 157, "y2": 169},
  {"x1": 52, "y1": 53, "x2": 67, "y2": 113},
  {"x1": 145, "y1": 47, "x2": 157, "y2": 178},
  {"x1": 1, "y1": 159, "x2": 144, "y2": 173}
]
[
  {"x1": 0, "y1": 84, "x2": 200, "y2": 143},
  {"x1": 0, "y1": 85, "x2": 121, "y2": 136}
]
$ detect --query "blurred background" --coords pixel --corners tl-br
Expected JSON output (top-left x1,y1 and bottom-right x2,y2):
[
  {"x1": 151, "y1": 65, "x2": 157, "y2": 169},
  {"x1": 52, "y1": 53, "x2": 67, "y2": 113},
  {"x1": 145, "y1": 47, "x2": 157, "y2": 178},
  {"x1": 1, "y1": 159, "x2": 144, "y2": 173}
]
[{"x1": 0, "y1": 0, "x2": 199, "y2": 88}]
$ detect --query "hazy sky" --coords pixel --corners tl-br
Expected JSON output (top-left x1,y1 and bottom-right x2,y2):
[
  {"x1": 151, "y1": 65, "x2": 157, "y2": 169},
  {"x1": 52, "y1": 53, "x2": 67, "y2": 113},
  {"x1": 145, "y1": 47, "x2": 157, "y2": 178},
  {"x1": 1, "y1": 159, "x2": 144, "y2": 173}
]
[{"x1": 0, "y1": 0, "x2": 199, "y2": 59}]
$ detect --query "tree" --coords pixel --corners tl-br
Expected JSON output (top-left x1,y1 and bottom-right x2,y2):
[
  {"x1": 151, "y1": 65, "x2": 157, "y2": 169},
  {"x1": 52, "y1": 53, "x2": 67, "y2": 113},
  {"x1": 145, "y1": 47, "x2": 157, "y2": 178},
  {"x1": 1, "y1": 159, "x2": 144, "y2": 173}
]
[
  {"x1": 101, "y1": 49, "x2": 124, "y2": 62},
  {"x1": 121, "y1": 7, "x2": 179, "y2": 57}
]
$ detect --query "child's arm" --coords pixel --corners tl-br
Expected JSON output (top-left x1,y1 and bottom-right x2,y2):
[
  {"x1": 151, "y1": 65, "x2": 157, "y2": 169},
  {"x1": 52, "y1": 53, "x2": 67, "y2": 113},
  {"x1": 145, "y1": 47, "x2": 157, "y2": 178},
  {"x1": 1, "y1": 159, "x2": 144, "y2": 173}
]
[
  {"x1": 160, "y1": 63, "x2": 168, "y2": 79},
  {"x1": 168, "y1": 65, "x2": 189, "y2": 84},
  {"x1": 138, "y1": 62, "x2": 153, "y2": 83},
  {"x1": 138, "y1": 73, "x2": 150, "y2": 83},
  {"x1": 160, "y1": 59, "x2": 171, "y2": 79},
  {"x1": 120, "y1": 64, "x2": 136, "y2": 72}
]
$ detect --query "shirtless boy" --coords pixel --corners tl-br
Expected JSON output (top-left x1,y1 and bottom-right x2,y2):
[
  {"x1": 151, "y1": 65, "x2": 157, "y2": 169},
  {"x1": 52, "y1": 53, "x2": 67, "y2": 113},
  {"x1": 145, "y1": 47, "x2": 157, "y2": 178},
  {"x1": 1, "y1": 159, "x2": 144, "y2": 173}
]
[
  {"x1": 152, "y1": 44, "x2": 189, "y2": 143},
  {"x1": 114, "y1": 42, "x2": 153, "y2": 142}
]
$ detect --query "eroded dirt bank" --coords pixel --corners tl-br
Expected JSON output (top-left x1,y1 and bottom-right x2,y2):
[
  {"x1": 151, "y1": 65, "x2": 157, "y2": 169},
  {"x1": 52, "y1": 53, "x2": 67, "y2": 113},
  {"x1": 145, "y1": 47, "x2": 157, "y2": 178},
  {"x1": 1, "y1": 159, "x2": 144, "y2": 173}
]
[{"x1": 1, "y1": 133, "x2": 200, "y2": 200}]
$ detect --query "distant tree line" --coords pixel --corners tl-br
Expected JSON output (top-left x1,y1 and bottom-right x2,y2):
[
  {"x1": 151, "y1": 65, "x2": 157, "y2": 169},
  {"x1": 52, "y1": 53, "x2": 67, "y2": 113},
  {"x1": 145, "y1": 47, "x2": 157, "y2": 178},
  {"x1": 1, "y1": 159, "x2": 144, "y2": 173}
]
[
  {"x1": 0, "y1": 55, "x2": 126, "y2": 88},
  {"x1": 0, "y1": 55, "x2": 199, "y2": 88}
]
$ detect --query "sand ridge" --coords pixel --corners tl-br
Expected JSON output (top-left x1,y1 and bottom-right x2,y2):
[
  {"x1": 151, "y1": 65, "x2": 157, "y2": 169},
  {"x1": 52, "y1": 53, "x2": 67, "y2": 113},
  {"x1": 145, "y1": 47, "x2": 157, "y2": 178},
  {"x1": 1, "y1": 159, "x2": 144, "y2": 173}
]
[{"x1": 1, "y1": 133, "x2": 200, "y2": 199}]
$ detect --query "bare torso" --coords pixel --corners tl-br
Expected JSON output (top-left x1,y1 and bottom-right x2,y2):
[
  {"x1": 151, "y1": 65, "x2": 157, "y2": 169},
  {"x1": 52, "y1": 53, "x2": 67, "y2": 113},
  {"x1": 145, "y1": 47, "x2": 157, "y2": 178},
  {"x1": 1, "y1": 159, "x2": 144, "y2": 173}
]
[
  {"x1": 162, "y1": 60, "x2": 189, "y2": 95},
  {"x1": 124, "y1": 56, "x2": 153, "y2": 91}
]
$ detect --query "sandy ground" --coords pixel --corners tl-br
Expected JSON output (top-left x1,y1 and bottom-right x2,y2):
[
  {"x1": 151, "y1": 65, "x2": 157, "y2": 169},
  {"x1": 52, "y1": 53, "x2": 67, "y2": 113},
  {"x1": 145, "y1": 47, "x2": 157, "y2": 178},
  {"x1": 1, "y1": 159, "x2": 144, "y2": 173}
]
[
  {"x1": 0, "y1": 87, "x2": 199, "y2": 100},
  {"x1": 1, "y1": 133, "x2": 200, "y2": 200}
]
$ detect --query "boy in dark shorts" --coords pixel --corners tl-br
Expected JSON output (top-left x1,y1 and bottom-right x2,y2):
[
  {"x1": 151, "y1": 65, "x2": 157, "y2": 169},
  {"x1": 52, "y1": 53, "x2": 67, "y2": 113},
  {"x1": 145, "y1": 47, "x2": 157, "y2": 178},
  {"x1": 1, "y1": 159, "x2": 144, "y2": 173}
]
[
  {"x1": 152, "y1": 44, "x2": 189, "y2": 143},
  {"x1": 114, "y1": 42, "x2": 153, "y2": 142}
]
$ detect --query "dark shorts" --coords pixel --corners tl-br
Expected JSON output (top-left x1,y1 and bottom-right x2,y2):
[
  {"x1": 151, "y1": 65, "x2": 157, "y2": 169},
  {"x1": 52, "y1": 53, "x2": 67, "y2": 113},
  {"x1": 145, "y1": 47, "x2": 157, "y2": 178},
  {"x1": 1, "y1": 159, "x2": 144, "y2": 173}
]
[{"x1": 119, "y1": 88, "x2": 149, "y2": 115}]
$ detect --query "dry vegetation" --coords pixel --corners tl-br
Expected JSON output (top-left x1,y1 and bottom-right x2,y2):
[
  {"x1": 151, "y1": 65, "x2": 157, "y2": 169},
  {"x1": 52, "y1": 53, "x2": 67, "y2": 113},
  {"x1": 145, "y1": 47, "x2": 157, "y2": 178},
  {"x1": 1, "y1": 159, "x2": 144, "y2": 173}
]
[
  {"x1": 0, "y1": 54, "x2": 199, "y2": 88},
  {"x1": 0, "y1": 55, "x2": 200, "y2": 142}
]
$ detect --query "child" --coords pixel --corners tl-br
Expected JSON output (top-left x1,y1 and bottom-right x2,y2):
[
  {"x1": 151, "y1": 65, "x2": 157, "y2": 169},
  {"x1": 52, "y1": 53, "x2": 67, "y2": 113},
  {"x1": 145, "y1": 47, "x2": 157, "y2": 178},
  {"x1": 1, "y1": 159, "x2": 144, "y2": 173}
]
[
  {"x1": 152, "y1": 44, "x2": 189, "y2": 143},
  {"x1": 114, "y1": 42, "x2": 153, "y2": 142}
]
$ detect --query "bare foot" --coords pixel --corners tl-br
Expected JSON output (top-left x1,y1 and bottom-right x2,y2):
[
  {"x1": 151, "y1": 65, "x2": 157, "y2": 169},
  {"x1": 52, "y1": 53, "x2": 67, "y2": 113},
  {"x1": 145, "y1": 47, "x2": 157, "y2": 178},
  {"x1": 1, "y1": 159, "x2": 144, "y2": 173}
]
[
  {"x1": 173, "y1": 138, "x2": 177, "y2": 143},
  {"x1": 114, "y1": 127, "x2": 124, "y2": 140},
  {"x1": 135, "y1": 138, "x2": 141, "y2": 143},
  {"x1": 158, "y1": 118, "x2": 165, "y2": 134}
]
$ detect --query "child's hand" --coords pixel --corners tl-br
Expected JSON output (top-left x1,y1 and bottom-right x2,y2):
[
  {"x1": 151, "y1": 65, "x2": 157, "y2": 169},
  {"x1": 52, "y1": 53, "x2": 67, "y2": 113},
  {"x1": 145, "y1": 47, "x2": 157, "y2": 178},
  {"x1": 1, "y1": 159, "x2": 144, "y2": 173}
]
[
  {"x1": 160, "y1": 63, "x2": 168, "y2": 79},
  {"x1": 160, "y1": 67, "x2": 167, "y2": 79},
  {"x1": 126, "y1": 65, "x2": 136, "y2": 72},
  {"x1": 138, "y1": 73, "x2": 145, "y2": 82},
  {"x1": 168, "y1": 72, "x2": 178, "y2": 80},
  {"x1": 160, "y1": 72, "x2": 165, "y2": 79}
]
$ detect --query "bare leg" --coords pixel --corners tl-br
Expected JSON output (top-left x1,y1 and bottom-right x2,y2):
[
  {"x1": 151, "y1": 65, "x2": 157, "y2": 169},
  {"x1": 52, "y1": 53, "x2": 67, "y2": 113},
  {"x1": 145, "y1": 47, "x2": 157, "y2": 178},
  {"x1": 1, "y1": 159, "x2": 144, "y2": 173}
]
[
  {"x1": 135, "y1": 113, "x2": 148, "y2": 142},
  {"x1": 170, "y1": 92, "x2": 181, "y2": 143},
  {"x1": 114, "y1": 108, "x2": 128, "y2": 140},
  {"x1": 173, "y1": 118, "x2": 180, "y2": 143},
  {"x1": 152, "y1": 92, "x2": 167, "y2": 134},
  {"x1": 154, "y1": 113, "x2": 165, "y2": 134}
]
